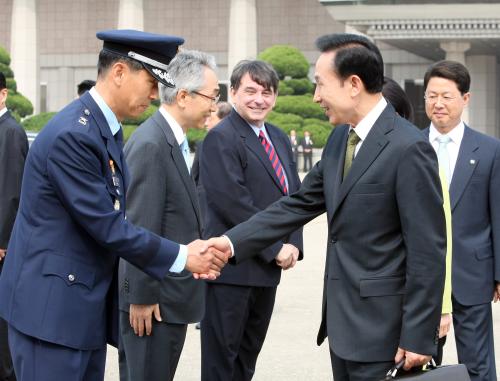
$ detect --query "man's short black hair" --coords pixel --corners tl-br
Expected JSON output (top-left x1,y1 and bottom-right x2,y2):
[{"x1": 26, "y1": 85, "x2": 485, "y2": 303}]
[
  {"x1": 0, "y1": 72, "x2": 6, "y2": 90},
  {"x1": 77, "y1": 80, "x2": 96, "y2": 96},
  {"x1": 97, "y1": 49, "x2": 143, "y2": 79},
  {"x1": 230, "y1": 60, "x2": 279, "y2": 93},
  {"x1": 423, "y1": 60, "x2": 470, "y2": 95},
  {"x1": 315, "y1": 33, "x2": 384, "y2": 94}
]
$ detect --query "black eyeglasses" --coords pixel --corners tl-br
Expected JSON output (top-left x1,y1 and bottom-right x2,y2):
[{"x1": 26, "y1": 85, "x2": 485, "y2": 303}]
[{"x1": 191, "y1": 91, "x2": 220, "y2": 104}]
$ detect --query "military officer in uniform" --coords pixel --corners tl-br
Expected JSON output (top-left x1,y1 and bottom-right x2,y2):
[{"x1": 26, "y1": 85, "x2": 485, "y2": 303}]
[{"x1": 0, "y1": 30, "x2": 228, "y2": 381}]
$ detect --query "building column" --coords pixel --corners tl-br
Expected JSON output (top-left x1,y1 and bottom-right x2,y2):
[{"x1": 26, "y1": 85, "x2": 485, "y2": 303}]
[
  {"x1": 228, "y1": 0, "x2": 257, "y2": 79},
  {"x1": 466, "y1": 55, "x2": 497, "y2": 137},
  {"x1": 440, "y1": 41, "x2": 471, "y2": 124},
  {"x1": 118, "y1": 0, "x2": 144, "y2": 30},
  {"x1": 10, "y1": 0, "x2": 38, "y2": 113}
]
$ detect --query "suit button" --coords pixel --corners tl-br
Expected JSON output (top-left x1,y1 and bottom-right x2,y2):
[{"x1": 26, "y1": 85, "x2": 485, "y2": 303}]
[
  {"x1": 68, "y1": 274, "x2": 75, "y2": 282},
  {"x1": 330, "y1": 236, "x2": 337, "y2": 244}
]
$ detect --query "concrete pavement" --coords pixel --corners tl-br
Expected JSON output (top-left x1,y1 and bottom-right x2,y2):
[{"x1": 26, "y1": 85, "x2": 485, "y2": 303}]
[{"x1": 105, "y1": 212, "x2": 500, "y2": 380}]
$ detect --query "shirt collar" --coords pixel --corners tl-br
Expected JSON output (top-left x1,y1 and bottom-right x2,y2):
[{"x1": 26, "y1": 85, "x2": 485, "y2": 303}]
[
  {"x1": 352, "y1": 97, "x2": 387, "y2": 141},
  {"x1": 429, "y1": 121, "x2": 465, "y2": 144},
  {"x1": 89, "y1": 87, "x2": 121, "y2": 136},
  {"x1": 0, "y1": 106, "x2": 8, "y2": 119},
  {"x1": 159, "y1": 106, "x2": 186, "y2": 146}
]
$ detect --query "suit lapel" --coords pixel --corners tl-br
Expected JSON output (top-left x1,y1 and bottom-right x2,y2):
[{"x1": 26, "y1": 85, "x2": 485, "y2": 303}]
[
  {"x1": 0, "y1": 110, "x2": 12, "y2": 126},
  {"x1": 79, "y1": 93, "x2": 124, "y2": 177},
  {"x1": 449, "y1": 126, "x2": 479, "y2": 211},
  {"x1": 154, "y1": 111, "x2": 202, "y2": 229},
  {"x1": 330, "y1": 107, "x2": 392, "y2": 221},
  {"x1": 229, "y1": 111, "x2": 286, "y2": 194}
]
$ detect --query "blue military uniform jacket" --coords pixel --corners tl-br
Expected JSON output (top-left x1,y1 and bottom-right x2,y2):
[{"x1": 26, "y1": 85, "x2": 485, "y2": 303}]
[{"x1": 0, "y1": 92, "x2": 179, "y2": 350}]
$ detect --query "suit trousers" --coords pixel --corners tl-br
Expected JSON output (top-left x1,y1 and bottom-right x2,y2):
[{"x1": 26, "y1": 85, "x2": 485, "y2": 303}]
[
  {"x1": 201, "y1": 283, "x2": 277, "y2": 381},
  {"x1": 118, "y1": 311, "x2": 187, "y2": 381},
  {"x1": 303, "y1": 152, "x2": 313, "y2": 172},
  {"x1": 452, "y1": 295, "x2": 497, "y2": 381},
  {"x1": 8, "y1": 325, "x2": 106, "y2": 381},
  {"x1": 0, "y1": 317, "x2": 15, "y2": 381},
  {"x1": 329, "y1": 346, "x2": 394, "y2": 381}
]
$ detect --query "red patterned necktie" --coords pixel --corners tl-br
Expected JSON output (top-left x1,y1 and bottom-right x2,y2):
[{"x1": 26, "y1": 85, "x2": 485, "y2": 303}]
[{"x1": 258, "y1": 130, "x2": 288, "y2": 194}]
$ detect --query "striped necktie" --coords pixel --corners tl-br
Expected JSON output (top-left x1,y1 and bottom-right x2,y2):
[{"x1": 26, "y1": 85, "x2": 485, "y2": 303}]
[
  {"x1": 343, "y1": 129, "x2": 361, "y2": 180},
  {"x1": 258, "y1": 130, "x2": 288, "y2": 194}
]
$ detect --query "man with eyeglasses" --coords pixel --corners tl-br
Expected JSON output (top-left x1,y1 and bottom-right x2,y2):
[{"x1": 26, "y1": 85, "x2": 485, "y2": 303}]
[
  {"x1": 118, "y1": 50, "x2": 220, "y2": 381},
  {"x1": 423, "y1": 60, "x2": 500, "y2": 381},
  {"x1": 198, "y1": 60, "x2": 303, "y2": 381}
]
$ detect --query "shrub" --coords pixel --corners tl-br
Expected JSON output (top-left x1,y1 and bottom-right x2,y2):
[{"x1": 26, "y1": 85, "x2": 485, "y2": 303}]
[
  {"x1": 7, "y1": 92, "x2": 33, "y2": 118},
  {"x1": 278, "y1": 82, "x2": 294, "y2": 96},
  {"x1": 123, "y1": 104, "x2": 158, "y2": 125},
  {"x1": 259, "y1": 45, "x2": 310, "y2": 79},
  {"x1": 0, "y1": 62, "x2": 13, "y2": 78},
  {"x1": 122, "y1": 124, "x2": 137, "y2": 141},
  {"x1": 187, "y1": 128, "x2": 207, "y2": 150},
  {"x1": 6, "y1": 78, "x2": 16, "y2": 92},
  {"x1": 302, "y1": 118, "x2": 334, "y2": 147},
  {"x1": 274, "y1": 95, "x2": 326, "y2": 120},
  {"x1": 22, "y1": 112, "x2": 57, "y2": 132},
  {"x1": 0, "y1": 46, "x2": 10, "y2": 65},
  {"x1": 267, "y1": 111, "x2": 303, "y2": 134},
  {"x1": 283, "y1": 78, "x2": 314, "y2": 95}
]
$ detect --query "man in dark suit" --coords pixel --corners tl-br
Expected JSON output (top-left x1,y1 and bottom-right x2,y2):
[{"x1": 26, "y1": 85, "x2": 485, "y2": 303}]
[
  {"x1": 423, "y1": 60, "x2": 500, "y2": 381},
  {"x1": 118, "y1": 50, "x2": 219, "y2": 381},
  {"x1": 199, "y1": 60, "x2": 303, "y2": 381},
  {"x1": 0, "y1": 71, "x2": 28, "y2": 381},
  {"x1": 0, "y1": 30, "x2": 227, "y2": 381},
  {"x1": 300, "y1": 130, "x2": 314, "y2": 171},
  {"x1": 203, "y1": 34, "x2": 446, "y2": 380}
]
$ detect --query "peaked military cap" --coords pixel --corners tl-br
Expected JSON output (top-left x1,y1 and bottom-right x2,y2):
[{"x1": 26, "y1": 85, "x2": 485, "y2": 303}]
[{"x1": 96, "y1": 29, "x2": 184, "y2": 88}]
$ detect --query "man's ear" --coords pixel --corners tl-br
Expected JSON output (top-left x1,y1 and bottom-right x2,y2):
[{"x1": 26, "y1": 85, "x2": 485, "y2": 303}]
[
  {"x1": 176, "y1": 89, "x2": 189, "y2": 108},
  {"x1": 0, "y1": 88, "x2": 8, "y2": 107},
  {"x1": 349, "y1": 75, "x2": 363, "y2": 97},
  {"x1": 110, "y1": 62, "x2": 127, "y2": 86}
]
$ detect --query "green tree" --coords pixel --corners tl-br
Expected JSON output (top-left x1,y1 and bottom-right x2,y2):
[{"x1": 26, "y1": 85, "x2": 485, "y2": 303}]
[
  {"x1": 0, "y1": 45, "x2": 34, "y2": 120},
  {"x1": 258, "y1": 45, "x2": 309, "y2": 79},
  {"x1": 259, "y1": 44, "x2": 333, "y2": 147}
]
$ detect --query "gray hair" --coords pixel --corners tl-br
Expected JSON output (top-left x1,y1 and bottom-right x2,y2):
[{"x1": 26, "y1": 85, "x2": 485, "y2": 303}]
[{"x1": 159, "y1": 49, "x2": 217, "y2": 104}]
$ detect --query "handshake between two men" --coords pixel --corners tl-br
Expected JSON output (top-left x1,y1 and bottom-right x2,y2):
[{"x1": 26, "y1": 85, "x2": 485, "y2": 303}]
[{"x1": 185, "y1": 237, "x2": 300, "y2": 280}]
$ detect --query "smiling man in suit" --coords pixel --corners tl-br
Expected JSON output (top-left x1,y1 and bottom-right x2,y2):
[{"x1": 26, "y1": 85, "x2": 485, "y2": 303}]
[
  {"x1": 118, "y1": 50, "x2": 219, "y2": 381},
  {"x1": 424, "y1": 60, "x2": 500, "y2": 381},
  {"x1": 203, "y1": 33, "x2": 446, "y2": 380},
  {"x1": 199, "y1": 59, "x2": 303, "y2": 381}
]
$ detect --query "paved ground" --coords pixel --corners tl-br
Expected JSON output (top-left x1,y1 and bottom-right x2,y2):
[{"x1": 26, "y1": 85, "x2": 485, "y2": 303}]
[{"x1": 105, "y1": 212, "x2": 500, "y2": 380}]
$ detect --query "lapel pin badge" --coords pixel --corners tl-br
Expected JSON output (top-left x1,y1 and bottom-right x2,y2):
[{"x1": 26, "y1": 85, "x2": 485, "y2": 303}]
[
  {"x1": 78, "y1": 116, "x2": 87, "y2": 125},
  {"x1": 470, "y1": 159, "x2": 476, "y2": 165}
]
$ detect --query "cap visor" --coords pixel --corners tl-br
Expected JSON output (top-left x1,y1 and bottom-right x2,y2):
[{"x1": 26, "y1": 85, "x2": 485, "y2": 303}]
[{"x1": 143, "y1": 63, "x2": 175, "y2": 88}]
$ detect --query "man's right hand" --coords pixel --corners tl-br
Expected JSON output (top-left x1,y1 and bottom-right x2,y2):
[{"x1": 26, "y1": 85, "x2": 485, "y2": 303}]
[
  {"x1": 129, "y1": 303, "x2": 162, "y2": 337},
  {"x1": 0, "y1": 249, "x2": 6, "y2": 262},
  {"x1": 185, "y1": 239, "x2": 229, "y2": 280}
]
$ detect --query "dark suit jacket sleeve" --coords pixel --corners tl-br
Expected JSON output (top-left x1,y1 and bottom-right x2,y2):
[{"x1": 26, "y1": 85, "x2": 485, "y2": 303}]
[
  {"x1": 491, "y1": 143, "x2": 500, "y2": 281},
  {"x1": 45, "y1": 130, "x2": 178, "y2": 280},
  {"x1": 201, "y1": 128, "x2": 289, "y2": 263},
  {"x1": 0, "y1": 123, "x2": 28, "y2": 248},
  {"x1": 225, "y1": 154, "x2": 326, "y2": 264},
  {"x1": 395, "y1": 140, "x2": 446, "y2": 355},
  {"x1": 121, "y1": 137, "x2": 167, "y2": 304}
]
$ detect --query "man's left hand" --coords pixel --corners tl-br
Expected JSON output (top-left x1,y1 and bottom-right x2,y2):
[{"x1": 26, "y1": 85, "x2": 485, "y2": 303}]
[
  {"x1": 395, "y1": 347, "x2": 431, "y2": 371},
  {"x1": 0, "y1": 249, "x2": 6, "y2": 262}
]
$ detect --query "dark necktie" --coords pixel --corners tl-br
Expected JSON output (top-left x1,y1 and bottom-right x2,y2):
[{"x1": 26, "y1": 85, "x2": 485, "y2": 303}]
[
  {"x1": 343, "y1": 129, "x2": 361, "y2": 180},
  {"x1": 259, "y1": 130, "x2": 288, "y2": 194}
]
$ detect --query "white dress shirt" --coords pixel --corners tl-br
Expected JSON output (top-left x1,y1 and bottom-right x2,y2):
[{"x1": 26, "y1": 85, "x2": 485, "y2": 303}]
[
  {"x1": 429, "y1": 121, "x2": 465, "y2": 181},
  {"x1": 0, "y1": 106, "x2": 8, "y2": 119},
  {"x1": 350, "y1": 97, "x2": 388, "y2": 157}
]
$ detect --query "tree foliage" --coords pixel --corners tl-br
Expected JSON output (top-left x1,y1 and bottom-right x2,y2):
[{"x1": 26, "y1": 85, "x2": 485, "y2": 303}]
[
  {"x1": 0, "y1": 45, "x2": 33, "y2": 118},
  {"x1": 259, "y1": 45, "x2": 310, "y2": 79}
]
